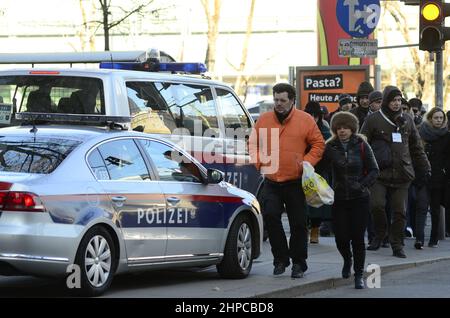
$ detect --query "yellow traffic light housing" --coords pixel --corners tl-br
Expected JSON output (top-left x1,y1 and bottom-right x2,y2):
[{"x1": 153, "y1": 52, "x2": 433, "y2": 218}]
[{"x1": 419, "y1": 0, "x2": 450, "y2": 51}]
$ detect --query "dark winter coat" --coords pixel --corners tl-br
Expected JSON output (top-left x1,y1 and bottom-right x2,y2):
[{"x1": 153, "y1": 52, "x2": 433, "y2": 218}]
[
  {"x1": 419, "y1": 122, "x2": 450, "y2": 189},
  {"x1": 350, "y1": 106, "x2": 370, "y2": 129},
  {"x1": 306, "y1": 123, "x2": 332, "y2": 220},
  {"x1": 360, "y1": 110, "x2": 430, "y2": 187},
  {"x1": 322, "y1": 134, "x2": 379, "y2": 201}
]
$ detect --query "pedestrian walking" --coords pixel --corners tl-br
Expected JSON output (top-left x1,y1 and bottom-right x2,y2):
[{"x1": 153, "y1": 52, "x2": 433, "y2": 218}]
[
  {"x1": 304, "y1": 101, "x2": 332, "y2": 244},
  {"x1": 322, "y1": 112, "x2": 379, "y2": 289},
  {"x1": 361, "y1": 86, "x2": 430, "y2": 258},
  {"x1": 350, "y1": 81, "x2": 374, "y2": 128},
  {"x1": 249, "y1": 83, "x2": 325, "y2": 278},
  {"x1": 417, "y1": 107, "x2": 450, "y2": 248},
  {"x1": 328, "y1": 93, "x2": 353, "y2": 123},
  {"x1": 368, "y1": 90, "x2": 382, "y2": 114}
]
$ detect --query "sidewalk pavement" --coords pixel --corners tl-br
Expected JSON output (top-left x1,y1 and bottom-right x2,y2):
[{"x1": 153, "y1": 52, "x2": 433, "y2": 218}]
[{"x1": 110, "y1": 233, "x2": 450, "y2": 298}]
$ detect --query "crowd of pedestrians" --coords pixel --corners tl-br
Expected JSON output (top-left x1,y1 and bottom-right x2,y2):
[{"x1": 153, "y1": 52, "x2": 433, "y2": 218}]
[{"x1": 250, "y1": 81, "x2": 450, "y2": 289}]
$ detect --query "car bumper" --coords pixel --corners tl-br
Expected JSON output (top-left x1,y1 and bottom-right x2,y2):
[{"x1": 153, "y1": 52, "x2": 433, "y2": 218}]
[{"x1": 0, "y1": 212, "x2": 84, "y2": 276}]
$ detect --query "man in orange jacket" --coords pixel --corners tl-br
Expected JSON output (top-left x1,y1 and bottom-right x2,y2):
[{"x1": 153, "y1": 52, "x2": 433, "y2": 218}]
[{"x1": 249, "y1": 83, "x2": 325, "y2": 278}]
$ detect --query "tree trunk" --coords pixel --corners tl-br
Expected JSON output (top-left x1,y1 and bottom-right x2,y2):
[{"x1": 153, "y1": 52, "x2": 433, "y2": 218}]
[
  {"x1": 233, "y1": 0, "x2": 256, "y2": 97},
  {"x1": 201, "y1": 0, "x2": 222, "y2": 74},
  {"x1": 103, "y1": 4, "x2": 109, "y2": 51}
]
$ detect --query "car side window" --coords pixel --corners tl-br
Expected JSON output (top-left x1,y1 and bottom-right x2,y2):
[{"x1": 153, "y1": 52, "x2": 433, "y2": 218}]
[
  {"x1": 216, "y1": 88, "x2": 251, "y2": 138},
  {"x1": 158, "y1": 82, "x2": 219, "y2": 136},
  {"x1": 96, "y1": 139, "x2": 150, "y2": 181},
  {"x1": 126, "y1": 81, "x2": 177, "y2": 134},
  {"x1": 87, "y1": 148, "x2": 110, "y2": 180},
  {"x1": 138, "y1": 139, "x2": 202, "y2": 183}
]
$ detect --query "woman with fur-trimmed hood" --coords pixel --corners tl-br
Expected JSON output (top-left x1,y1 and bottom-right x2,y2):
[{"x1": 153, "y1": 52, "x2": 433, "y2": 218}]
[
  {"x1": 417, "y1": 107, "x2": 450, "y2": 248},
  {"x1": 322, "y1": 112, "x2": 379, "y2": 289}
]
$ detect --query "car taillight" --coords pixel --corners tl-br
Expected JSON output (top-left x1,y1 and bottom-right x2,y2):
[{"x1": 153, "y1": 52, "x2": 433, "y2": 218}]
[{"x1": 0, "y1": 191, "x2": 46, "y2": 212}]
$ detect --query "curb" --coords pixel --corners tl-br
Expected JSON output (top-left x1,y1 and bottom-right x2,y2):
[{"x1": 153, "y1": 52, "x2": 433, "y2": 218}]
[{"x1": 254, "y1": 256, "x2": 450, "y2": 298}]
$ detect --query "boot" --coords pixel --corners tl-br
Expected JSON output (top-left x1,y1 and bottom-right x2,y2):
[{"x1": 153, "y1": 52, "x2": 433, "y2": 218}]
[
  {"x1": 354, "y1": 274, "x2": 365, "y2": 289},
  {"x1": 310, "y1": 227, "x2": 319, "y2": 244},
  {"x1": 342, "y1": 258, "x2": 352, "y2": 279}
]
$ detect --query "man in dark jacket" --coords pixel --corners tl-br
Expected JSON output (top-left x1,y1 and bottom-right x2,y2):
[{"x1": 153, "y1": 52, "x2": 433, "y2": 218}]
[
  {"x1": 360, "y1": 86, "x2": 430, "y2": 258},
  {"x1": 350, "y1": 81, "x2": 374, "y2": 128}
]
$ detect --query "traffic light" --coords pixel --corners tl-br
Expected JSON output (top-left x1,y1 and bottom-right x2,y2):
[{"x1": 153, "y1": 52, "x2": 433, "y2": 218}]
[{"x1": 419, "y1": 0, "x2": 450, "y2": 51}]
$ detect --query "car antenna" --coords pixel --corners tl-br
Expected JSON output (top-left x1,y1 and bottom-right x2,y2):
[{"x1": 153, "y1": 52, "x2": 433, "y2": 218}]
[{"x1": 29, "y1": 115, "x2": 38, "y2": 137}]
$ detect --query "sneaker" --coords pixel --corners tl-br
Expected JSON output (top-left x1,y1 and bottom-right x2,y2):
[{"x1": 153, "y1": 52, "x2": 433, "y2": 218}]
[
  {"x1": 381, "y1": 237, "x2": 390, "y2": 248},
  {"x1": 414, "y1": 241, "x2": 423, "y2": 250},
  {"x1": 273, "y1": 263, "x2": 287, "y2": 276},
  {"x1": 405, "y1": 227, "x2": 414, "y2": 238},
  {"x1": 393, "y1": 249, "x2": 407, "y2": 258},
  {"x1": 291, "y1": 264, "x2": 304, "y2": 278}
]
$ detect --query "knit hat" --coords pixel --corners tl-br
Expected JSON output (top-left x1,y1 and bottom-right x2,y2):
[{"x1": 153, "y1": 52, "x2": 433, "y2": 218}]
[
  {"x1": 304, "y1": 101, "x2": 323, "y2": 117},
  {"x1": 368, "y1": 90, "x2": 382, "y2": 104},
  {"x1": 338, "y1": 94, "x2": 352, "y2": 107},
  {"x1": 330, "y1": 111, "x2": 359, "y2": 135},
  {"x1": 357, "y1": 81, "x2": 374, "y2": 98}
]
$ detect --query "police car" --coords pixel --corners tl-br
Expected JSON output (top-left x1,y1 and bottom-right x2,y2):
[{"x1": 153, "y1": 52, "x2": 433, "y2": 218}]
[
  {"x1": 0, "y1": 50, "x2": 263, "y2": 199},
  {"x1": 0, "y1": 115, "x2": 263, "y2": 296}
]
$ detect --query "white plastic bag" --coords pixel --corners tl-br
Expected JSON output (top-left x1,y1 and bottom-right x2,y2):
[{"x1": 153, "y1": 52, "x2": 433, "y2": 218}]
[{"x1": 301, "y1": 161, "x2": 334, "y2": 208}]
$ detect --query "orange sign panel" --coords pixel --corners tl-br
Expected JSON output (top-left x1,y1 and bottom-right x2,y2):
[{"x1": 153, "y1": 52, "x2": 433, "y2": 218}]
[{"x1": 296, "y1": 65, "x2": 369, "y2": 113}]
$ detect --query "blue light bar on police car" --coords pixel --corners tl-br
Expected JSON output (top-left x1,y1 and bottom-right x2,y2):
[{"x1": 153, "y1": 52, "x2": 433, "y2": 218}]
[
  {"x1": 158, "y1": 62, "x2": 207, "y2": 74},
  {"x1": 99, "y1": 61, "x2": 207, "y2": 74}
]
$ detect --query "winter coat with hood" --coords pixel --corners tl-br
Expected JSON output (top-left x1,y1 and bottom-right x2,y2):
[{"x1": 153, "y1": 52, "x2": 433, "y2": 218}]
[
  {"x1": 323, "y1": 134, "x2": 379, "y2": 201},
  {"x1": 419, "y1": 116, "x2": 450, "y2": 189},
  {"x1": 360, "y1": 86, "x2": 430, "y2": 187}
]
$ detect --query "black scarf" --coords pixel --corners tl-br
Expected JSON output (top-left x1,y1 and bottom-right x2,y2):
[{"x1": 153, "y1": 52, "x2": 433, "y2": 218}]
[
  {"x1": 419, "y1": 121, "x2": 448, "y2": 142},
  {"x1": 381, "y1": 104, "x2": 402, "y2": 124},
  {"x1": 275, "y1": 106, "x2": 293, "y2": 124}
]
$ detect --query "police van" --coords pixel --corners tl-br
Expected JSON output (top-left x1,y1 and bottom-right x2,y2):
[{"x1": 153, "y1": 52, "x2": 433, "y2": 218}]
[{"x1": 0, "y1": 50, "x2": 263, "y2": 198}]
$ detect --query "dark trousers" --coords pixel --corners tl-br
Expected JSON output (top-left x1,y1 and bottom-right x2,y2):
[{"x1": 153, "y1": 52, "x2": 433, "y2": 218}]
[
  {"x1": 261, "y1": 179, "x2": 308, "y2": 271},
  {"x1": 428, "y1": 187, "x2": 443, "y2": 243},
  {"x1": 412, "y1": 184, "x2": 429, "y2": 244},
  {"x1": 371, "y1": 181, "x2": 409, "y2": 251},
  {"x1": 332, "y1": 197, "x2": 369, "y2": 276}
]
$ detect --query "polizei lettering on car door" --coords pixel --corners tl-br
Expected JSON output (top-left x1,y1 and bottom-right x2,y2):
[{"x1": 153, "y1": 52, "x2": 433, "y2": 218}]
[{"x1": 137, "y1": 207, "x2": 194, "y2": 225}]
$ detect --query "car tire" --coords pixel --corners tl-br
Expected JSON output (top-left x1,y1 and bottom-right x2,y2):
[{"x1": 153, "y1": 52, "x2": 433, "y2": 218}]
[
  {"x1": 217, "y1": 214, "x2": 253, "y2": 279},
  {"x1": 73, "y1": 226, "x2": 117, "y2": 297}
]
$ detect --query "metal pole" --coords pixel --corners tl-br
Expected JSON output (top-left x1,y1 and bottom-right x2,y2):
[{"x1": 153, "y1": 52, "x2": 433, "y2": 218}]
[
  {"x1": 375, "y1": 65, "x2": 381, "y2": 91},
  {"x1": 435, "y1": 50, "x2": 444, "y2": 108},
  {"x1": 434, "y1": 50, "x2": 446, "y2": 240}
]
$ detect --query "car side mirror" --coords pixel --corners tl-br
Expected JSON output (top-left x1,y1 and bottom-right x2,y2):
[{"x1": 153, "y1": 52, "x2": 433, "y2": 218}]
[
  {"x1": 207, "y1": 168, "x2": 224, "y2": 184},
  {"x1": 133, "y1": 125, "x2": 144, "y2": 132}
]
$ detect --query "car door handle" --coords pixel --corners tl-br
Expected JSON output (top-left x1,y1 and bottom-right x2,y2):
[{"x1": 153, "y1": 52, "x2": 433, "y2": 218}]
[
  {"x1": 111, "y1": 196, "x2": 127, "y2": 207},
  {"x1": 166, "y1": 197, "x2": 180, "y2": 206}
]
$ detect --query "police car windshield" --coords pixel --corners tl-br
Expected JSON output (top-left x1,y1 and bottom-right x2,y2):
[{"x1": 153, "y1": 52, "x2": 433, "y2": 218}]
[{"x1": 0, "y1": 136, "x2": 81, "y2": 174}]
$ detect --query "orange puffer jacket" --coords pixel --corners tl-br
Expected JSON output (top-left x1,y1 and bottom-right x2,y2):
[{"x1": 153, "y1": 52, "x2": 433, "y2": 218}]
[{"x1": 249, "y1": 108, "x2": 325, "y2": 183}]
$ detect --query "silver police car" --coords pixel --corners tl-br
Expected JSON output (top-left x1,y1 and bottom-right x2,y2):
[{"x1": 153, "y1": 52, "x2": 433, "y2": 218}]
[{"x1": 0, "y1": 123, "x2": 262, "y2": 296}]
